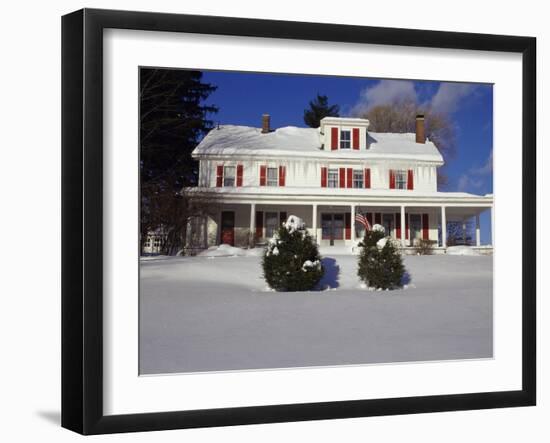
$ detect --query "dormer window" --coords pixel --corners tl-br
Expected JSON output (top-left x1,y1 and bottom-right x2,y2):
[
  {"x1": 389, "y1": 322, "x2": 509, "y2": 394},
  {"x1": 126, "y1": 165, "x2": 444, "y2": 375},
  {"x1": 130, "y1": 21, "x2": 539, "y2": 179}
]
[{"x1": 340, "y1": 130, "x2": 351, "y2": 149}]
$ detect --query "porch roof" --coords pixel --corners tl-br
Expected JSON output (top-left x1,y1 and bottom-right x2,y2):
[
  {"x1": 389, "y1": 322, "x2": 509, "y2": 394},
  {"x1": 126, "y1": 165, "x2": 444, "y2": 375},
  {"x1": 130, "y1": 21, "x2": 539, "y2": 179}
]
[{"x1": 186, "y1": 186, "x2": 493, "y2": 207}]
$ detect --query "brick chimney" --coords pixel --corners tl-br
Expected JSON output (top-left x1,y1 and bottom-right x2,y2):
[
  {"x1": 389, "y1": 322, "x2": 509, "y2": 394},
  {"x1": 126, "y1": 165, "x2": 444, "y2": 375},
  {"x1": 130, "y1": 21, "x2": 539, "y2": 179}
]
[
  {"x1": 415, "y1": 114, "x2": 425, "y2": 144},
  {"x1": 261, "y1": 114, "x2": 271, "y2": 134}
]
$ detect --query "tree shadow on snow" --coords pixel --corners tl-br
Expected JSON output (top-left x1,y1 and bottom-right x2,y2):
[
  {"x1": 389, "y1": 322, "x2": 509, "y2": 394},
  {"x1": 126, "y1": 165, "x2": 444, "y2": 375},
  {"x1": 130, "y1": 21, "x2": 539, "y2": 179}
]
[
  {"x1": 317, "y1": 257, "x2": 340, "y2": 290},
  {"x1": 401, "y1": 270, "x2": 412, "y2": 286}
]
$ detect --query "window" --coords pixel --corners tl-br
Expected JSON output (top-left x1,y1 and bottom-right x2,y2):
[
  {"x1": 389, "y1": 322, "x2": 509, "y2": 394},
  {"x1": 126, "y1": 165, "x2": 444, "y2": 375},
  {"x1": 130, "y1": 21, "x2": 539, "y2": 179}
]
[
  {"x1": 265, "y1": 212, "x2": 279, "y2": 238},
  {"x1": 395, "y1": 170, "x2": 407, "y2": 190},
  {"x1": 340, "y1": 130, "x2": 351, "y2": 149},
  {"x1": 328, "y1": 169, "x2": 338, "y2": 188},
  {"x1": 266, "y1": 167, "x2": 278, "y2": 186},
  {"x1": 223, "y1": 166, "x2": 235, "y2": 187},
  {"x1": 353, "y1": 170, "x2": 363, "y2": 188}
]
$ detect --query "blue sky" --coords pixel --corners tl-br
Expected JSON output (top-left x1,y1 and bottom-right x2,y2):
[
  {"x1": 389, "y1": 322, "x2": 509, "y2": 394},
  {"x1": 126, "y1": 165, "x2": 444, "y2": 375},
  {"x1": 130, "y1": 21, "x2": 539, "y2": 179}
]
[{"x1": 201, "y1": 70, "x2": 493, "y2": 242}]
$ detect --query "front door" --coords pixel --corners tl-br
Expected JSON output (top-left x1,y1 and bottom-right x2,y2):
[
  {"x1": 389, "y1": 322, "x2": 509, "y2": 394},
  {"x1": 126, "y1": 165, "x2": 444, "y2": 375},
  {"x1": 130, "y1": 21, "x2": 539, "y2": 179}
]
[
  {"x1": 382, "y1": 213, "x2": 394, "y2": 238},
  {"x1": 321, "y1": 213, "x2": 344, "y2": 245},
  {"x1": 220, "y1": 211, "x2": 235, "y2": 246},
  {"x1": 409, "y1": 214, "x2": 422, "y2": 246}
]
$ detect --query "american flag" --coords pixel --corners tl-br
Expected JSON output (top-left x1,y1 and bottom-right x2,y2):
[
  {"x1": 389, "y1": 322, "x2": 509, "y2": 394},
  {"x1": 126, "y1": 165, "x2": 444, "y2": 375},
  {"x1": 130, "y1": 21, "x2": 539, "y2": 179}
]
[{"x1": 355, "y1": 212, "x2": 371, "y2": 231}]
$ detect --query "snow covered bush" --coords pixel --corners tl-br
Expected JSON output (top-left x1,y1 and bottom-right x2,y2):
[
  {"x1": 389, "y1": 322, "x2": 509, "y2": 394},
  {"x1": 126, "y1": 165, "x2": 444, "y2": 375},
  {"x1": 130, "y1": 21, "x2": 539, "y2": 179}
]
[
  {"x1": 357, "y1": 226, "x2": 405, "y2": 290},
  {"x1": 262, "y1": 215, "x2": 324, "y2": 291},
  {"x1": 414, "y1": 239, "x2": 436, "y2": 255}
]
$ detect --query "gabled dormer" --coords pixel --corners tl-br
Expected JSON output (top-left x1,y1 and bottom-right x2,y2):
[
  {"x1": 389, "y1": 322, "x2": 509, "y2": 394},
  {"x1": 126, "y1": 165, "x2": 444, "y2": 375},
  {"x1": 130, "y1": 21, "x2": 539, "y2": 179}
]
[{"x1": 319, "y1": 117, "x2": 370, "y2": 151}]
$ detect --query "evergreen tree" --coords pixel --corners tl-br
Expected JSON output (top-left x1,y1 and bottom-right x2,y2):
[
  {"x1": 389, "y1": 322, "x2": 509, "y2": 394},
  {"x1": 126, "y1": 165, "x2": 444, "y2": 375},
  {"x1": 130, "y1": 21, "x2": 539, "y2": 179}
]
[
  {"x1": 303, "y1": 94, "x2": 340, "y2": 128},
  {"x1": 263, "y1": 216, "x2": 324, "y2": 291},
  {"x1": 357, "y1": 227, "x2": 405, "y2": 290},
  {"x1": 140, "y1": 68, "x2": 218, "y2": 254}
]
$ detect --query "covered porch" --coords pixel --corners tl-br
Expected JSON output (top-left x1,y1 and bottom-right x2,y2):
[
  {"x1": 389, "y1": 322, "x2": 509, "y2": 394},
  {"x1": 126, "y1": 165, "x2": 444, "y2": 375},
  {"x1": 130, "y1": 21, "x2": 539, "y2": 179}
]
[{"x1": 191, "y1": 198, "x2": 493, "y2": 254}]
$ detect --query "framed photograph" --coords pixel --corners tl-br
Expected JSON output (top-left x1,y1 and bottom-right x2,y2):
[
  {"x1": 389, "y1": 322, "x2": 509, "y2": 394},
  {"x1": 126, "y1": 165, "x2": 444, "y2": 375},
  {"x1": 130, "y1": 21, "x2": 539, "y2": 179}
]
[{"x1": 61, "y1": 8, "x2": 536, "y2": 435}]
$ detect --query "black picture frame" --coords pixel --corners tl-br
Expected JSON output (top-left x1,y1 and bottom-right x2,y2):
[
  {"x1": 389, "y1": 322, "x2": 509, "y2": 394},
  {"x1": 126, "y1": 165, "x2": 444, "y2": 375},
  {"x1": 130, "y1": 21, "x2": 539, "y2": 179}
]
[{"x1": 61, "y1": 8, "x2": 536, "y2": 435}]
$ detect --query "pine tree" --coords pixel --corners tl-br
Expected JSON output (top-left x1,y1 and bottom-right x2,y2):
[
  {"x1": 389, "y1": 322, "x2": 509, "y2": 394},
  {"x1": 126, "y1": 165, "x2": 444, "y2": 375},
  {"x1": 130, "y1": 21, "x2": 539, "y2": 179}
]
[
  {"x1": 262, "y1": 216, "x2": 324, "y2": 291},
  {"x1": 140, "y1": 68, "x2": 218, "y2": 254},
  {"x1": 303, "y1": 94, "x2": 340, "y2": 128},
  {"x1": 357, "y1": 227, "x2": 405, "y2": 290}
]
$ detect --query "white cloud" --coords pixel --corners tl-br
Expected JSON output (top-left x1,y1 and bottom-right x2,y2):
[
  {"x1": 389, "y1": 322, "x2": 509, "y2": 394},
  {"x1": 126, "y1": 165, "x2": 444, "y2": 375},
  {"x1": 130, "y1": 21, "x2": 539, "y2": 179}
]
[
  {"x1": 471, "y1": 150, "x2": 493, "y2": 176},
  {"x1": 350, "y1": 80, "x2": 477, "y2": 117},
  {"x1": 456, "y1": 151, "x2": 493, "y2": 192},
  {"x1": 351, "y1": 80, "x2": 417, "y2": 115},
  {"x1": 457, "y1": 174, "x2": 483, "y2": 192},
  {"x1": 430, "y1": 83, "x2": 477, "y2": 114}
]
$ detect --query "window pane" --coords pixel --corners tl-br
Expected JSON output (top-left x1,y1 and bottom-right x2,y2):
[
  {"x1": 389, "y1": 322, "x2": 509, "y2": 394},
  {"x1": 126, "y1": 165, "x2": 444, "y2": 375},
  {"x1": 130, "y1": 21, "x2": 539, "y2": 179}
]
[
  {"x1": 267, "y1": 167, "x2": 278, "y2": 186},
  {"x1": 223, "y1": 166, "x2": 235, "y2": 187},
  {"x1": 328, "y1": 169, "x2": 338, "y2": 188},
  {"x1": 396, "y1": 170, "x2": 407, "y2": 190},
  {"x1": 353, "y1": 170, "x2": 363, "y2": 188},
  {"x1": 340, "y1": 130, "x2": 351, "y2": 149}
]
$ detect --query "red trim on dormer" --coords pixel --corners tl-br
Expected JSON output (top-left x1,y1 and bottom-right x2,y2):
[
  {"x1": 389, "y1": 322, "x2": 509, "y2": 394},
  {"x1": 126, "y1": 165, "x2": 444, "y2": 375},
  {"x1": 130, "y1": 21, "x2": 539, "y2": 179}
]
[
  {"x1": 352, "y1": 128, "x2": 359, "y2": 150},
  {"x1": 331, "y1": 127, "x2": 338, "y2": 150}
]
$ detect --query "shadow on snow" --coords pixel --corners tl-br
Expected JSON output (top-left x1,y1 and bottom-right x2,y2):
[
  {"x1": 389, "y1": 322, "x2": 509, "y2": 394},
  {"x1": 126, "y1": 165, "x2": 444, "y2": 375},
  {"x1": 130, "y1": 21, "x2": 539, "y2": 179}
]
[{"x1": 317, "y1": 257, "x2": 340, "y2": 290}]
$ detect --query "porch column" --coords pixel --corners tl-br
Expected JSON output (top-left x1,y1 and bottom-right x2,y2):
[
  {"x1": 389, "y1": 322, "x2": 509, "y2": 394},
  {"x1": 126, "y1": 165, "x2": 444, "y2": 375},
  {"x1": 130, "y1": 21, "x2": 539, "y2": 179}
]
[
  {"x1": 400, "y1": 205, "x2": 406, "y2": 248},
  {"x1": 249, "y1": 203, "x2": 255, "y2": 246},
  {"x1": 475, "y1": 214, "x2": 481, "y2": 246},
  {"x1": 351, "y1": 204, "x2": 356, "y2": 243},
  {"x1": 441, "y1": 206, "x2": 447, "y2": 248},
  {"x1": 312, "y1": 204, "x2": 318, "y2": 241}
]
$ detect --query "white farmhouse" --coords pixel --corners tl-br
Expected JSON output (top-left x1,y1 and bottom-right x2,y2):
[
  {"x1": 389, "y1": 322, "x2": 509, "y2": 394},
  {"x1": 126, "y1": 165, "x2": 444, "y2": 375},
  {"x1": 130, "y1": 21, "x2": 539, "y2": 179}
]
[{"x1": 187, "y1": 114, "x2": 493, "y2": 252}]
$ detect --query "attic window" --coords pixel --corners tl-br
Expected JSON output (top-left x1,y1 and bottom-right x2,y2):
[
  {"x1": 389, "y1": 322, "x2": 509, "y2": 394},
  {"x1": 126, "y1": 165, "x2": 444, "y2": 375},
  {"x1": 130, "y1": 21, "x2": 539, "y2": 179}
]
[
  {"x1": 340, "y1": 130, "x2": 351, "y2": 149},
  {"x1": 223, "y1": 166, "x2": 235, "y2": 187}
]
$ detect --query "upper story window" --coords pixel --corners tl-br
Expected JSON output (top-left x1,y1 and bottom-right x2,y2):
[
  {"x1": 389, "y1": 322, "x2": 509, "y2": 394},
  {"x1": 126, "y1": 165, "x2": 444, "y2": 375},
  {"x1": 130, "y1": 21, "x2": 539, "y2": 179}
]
[
  {"x1": 395, "y1": 170, "x2": 407, "y2": 190},
  {"x1": 327, "y1": 169, "x2": 339, "y2": 188},
  {"x1": 223, "y1": 166, "x2": 236, "y2": 187},
  {"x1": 340, "y1": 130, "x2": 351, "y2": 149},
  {"x1": 266, "y1": 167, "x2": 278, "y2": 186},
  {"x1": 353, "y1": 170, "x2": 363, "y2": 188}
]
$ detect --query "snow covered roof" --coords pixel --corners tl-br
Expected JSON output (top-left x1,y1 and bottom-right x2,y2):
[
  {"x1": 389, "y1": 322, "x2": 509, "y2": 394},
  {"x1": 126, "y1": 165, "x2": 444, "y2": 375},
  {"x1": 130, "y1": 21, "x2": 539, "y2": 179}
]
[{"x1": 192, "y1": 125, "x2": 444, "y2": 163}]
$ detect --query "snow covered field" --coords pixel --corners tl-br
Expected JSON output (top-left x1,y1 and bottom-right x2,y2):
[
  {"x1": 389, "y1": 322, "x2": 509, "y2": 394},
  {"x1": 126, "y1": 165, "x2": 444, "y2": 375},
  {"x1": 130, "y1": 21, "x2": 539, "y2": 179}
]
[{"x1": 139, "y1": 251, "x2": 493, "y2": 374}]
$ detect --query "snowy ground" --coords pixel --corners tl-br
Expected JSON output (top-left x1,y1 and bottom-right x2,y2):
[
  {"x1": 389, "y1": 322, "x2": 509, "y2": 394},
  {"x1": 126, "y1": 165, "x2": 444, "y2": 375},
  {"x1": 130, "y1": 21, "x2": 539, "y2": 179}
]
[{"x1": 139, "y1": 251, "x2": 493, "y2": 375}]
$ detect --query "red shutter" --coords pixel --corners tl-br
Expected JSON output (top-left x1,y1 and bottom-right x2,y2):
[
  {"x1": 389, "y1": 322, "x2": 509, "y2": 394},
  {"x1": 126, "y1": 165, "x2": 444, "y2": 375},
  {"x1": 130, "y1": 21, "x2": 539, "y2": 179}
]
[
  {"x1": 259, "y1": 165, "x2": 266, "y2": 186},
  {"x1": 236, "y1": 164, "x2": 243, "y2": 187},
  {"x1": 345, "y1": 212, "x2": 351, "y2": 240},
  {"x1": 396, "y1": 213, "x2": 401, "y2": 239},
  {"x1": 389, "y1": 170, "x2": 396, "y2": 189},
  {"x1": 407, "y1": 169, "x2": 414, "y2": 190},
  {"x1": 339, "y1": 168, "x2": 346, "y2": 188},
  {"x1": 321, "y1": 167, "x2": 328, "y2": 187},
  {"x1": 346, "y1": 168, "x2": 353, "y2": 188},
  {"x1": 352, "y1": 128, "x2": 360, "y2": 149},
  {"x1": 405, "y1": 214, "x2": 409, "y2": 240},
  {"x1": 364, "y1": 168, "x2": 371, "y2": 188},
  {"x1": 375, "y1": 213, "x2": 381, "y2": 225},
  {"x1": 331, "y1": 127, "x2": 338, "y2": 150},
  {"x1": 216, "y1": 165, "x2": 223, "y2": 187},
  {"x1": 255, "y1": 211, "x2": 263, "y2": 238},
  {"x1": 422, "y1": 214, "x2": 429, "y2": 240},
  {"x1": 279, "y1": 166, "x2": 286, "y2": 186}
]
